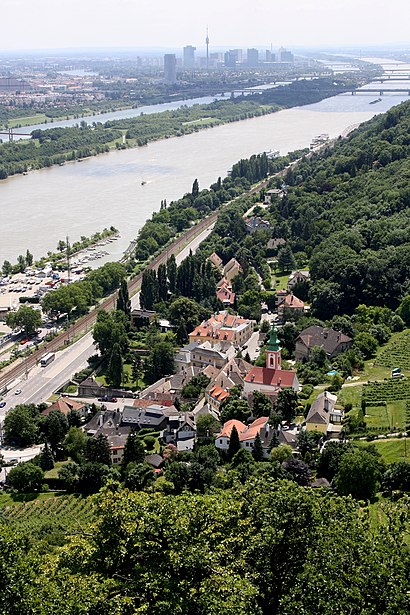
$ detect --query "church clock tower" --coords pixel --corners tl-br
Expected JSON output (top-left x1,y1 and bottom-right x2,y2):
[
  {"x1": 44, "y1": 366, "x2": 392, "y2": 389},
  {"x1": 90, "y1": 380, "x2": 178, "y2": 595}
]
[{"x1": 266, "y1": 323, "x2": 282, "y2": 371}]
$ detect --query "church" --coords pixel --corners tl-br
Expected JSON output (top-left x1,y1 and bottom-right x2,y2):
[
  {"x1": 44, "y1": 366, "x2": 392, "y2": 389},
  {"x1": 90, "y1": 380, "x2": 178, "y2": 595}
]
[{"x1": 243, "y1": 324, "x2": 300, "y2": 397}]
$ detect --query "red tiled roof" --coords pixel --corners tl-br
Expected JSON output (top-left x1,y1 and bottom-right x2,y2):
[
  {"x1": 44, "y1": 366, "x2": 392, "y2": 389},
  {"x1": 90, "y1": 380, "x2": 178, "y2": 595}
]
[
  {"x1": 282, "y1": 293, "x2": 304, "y2": 309},
  {"x1": 216, "y1": 286, "x2": 236, "y2": 304},
  {"x1": 240, "y1": 416, "x2": 269, "y2": 441},
  {"x1": 42, "y1": 397, "x2": 85, "y2": 416},
  {"x1": 217, "y1": 419, "x2": 246, "y2": 438},
  {"x1": 216, "y1": 416, "x2": 269, "y2": 442},
  {"x1": 208, "y1": 385, "x2": 230, "y2": 402},
  {"x1": 190, "y1": 312, "x2": 249, "y2": 338},
  {"x1": 244, "y1": 366, "x2": 296, "y2": 388}
]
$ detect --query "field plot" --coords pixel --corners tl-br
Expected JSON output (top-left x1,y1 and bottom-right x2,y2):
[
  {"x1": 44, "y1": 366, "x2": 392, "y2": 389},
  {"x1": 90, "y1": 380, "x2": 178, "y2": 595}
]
[
  {"x1": 0, "y1": 494, "x2": 94, "y2": 546},
  {"x1": 362, "y1": 380, "x2": 410, "y2": 431},
  {"x1": 355, "y1": 438, "x2": 410, "y2": 464},
  {"x1": 376, "y1": 330, "x2": 410, "y2": 372}
]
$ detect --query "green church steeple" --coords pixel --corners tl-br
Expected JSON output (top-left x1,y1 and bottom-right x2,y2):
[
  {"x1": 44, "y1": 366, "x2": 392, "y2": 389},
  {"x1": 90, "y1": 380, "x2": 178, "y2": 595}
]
[{"x1": 266, "y1": 323, "x2": 280, "y2": 352}]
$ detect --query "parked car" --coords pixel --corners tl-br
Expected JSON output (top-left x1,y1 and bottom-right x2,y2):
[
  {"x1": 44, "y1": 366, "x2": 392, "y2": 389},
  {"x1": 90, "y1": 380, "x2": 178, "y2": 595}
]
[
  {"x1": 0, "y1": 401, "x2": 6, "y2": 408},
  {"x1": 14, "y1": 389, "x2": 22, "y2": 395}
]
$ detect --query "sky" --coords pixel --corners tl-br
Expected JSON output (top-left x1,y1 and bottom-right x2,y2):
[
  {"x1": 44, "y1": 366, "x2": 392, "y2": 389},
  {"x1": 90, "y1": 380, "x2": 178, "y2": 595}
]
[{"x1": 1, "y1": 0, "x2": 409, "y2": 52}]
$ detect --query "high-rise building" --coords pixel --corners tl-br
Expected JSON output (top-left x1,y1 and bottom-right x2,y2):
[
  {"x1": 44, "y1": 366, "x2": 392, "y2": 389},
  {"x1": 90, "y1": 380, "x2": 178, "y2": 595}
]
[
  {"x1": 183, "y1": 45, "x2": 196, "y2": 69},
  {"x1": 277, "y1": 47, "x2": 294, "y2": 63},
  {"x1": 247, "y1": 48, "x2": 259, "y2": 67},
  {"x1": 206, "y1": 27, "x2": 210, "y2": 69},
  {"x1": 224, "y1": 50, "x2": 237, "y2": 68},
  {"x1": 164, "y1": 54, "x2": 177, "y2": 84}
]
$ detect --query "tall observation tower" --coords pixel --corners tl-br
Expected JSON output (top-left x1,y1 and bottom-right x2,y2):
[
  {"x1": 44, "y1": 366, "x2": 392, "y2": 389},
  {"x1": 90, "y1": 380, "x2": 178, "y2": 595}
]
[{"x1": 206, "y1": 27, "x2": 209, "y2": 69}]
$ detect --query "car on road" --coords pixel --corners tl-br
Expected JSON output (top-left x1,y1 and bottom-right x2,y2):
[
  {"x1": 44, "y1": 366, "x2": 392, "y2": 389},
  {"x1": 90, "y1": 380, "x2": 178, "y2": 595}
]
[
  {"x1": 14, "y1": 389, "x2": 22, "y2": 395},
  {"x1": 0, "y1": 401, "x2": 6, "y2": 408},
  {"x1": 20, "y1": 338, "x2": 29, "y2": 345}
]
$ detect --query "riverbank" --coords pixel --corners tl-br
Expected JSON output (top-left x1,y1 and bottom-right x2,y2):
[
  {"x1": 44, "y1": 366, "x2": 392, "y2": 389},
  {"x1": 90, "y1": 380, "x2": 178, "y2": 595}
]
[{"x1": 0, "y1": 76, "x2": 366, "y2": 180}]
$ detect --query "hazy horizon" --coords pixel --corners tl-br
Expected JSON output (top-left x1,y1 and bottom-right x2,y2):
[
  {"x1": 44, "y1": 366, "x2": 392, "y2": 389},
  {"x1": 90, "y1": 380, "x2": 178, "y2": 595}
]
[{"x1": 2, "y1": 0, "x2": 409, "y2": 53}]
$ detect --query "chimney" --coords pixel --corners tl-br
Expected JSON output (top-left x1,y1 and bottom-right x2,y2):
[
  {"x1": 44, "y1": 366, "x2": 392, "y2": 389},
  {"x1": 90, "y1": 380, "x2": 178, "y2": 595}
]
[{"x1": 323, "y1": 329, "x2": 328, "y2": 339}]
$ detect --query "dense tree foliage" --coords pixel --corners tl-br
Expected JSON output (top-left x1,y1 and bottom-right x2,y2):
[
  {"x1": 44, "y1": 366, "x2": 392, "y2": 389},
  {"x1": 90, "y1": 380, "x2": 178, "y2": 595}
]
[
  {"x1": 268, "y1": 100, "x2": 410, "y2": 315},
  {"x1": 1, "y1": 478, "x2": 408, "y2": 614}
]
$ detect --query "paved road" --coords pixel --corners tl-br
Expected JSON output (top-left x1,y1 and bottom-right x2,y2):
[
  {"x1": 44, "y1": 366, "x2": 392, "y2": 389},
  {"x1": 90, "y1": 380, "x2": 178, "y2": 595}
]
[
  {"x1": 0, "y1": 332, "x2": 95, "y2": 430},
  {"x1": 0, "y1": 224, "x2": 217, "y2": 416}
]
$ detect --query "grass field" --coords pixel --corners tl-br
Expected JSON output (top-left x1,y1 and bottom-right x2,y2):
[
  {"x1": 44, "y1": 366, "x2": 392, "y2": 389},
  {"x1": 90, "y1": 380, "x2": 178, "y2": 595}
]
[
  {"x1": 5, "y1": 114, "x2": 48, "y2": 128},
  {"x1": 355, "y1": 438, "x2": 410, "y2": 463},
  {"x1": 273, "y1": 273, "x2": 289, "y2": 291}
]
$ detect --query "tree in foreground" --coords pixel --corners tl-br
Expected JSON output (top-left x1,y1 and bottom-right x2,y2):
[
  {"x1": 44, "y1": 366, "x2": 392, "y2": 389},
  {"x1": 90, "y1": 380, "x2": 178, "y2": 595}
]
[
  {"x1": 335, "y1": 449, "x2": 382, "y2": 500},
  {"x1": 5, "y1": 305, "x2": 41, "y2": 336},
  {"x1": 6, "y1": 462, "x2": 44, "y2": 493},
  {"x1": 3, "y1": 404, "x2": 40, "y2": 447},
  {"x1": 228, "y1": 425, "x2": 241, "y2": 460},
  {"x1": 122, "y1": 433, "x2": 145, "y2": 469},
  {"x1": 85, "y1": 433, "x2": 111, "y2": 465},
  {"x1": 252, "y1": 433, "x2": 264, "y2": 461}
]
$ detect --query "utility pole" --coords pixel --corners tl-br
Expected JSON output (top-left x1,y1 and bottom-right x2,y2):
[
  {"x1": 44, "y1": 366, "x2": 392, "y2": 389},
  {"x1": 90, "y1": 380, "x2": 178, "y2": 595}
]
[
  {"x1": 206, "y1": 26, "x2": 209, "y2": 70},
  {"x1": 66, "y1": 236, "x2": 71, "y2": 343}
]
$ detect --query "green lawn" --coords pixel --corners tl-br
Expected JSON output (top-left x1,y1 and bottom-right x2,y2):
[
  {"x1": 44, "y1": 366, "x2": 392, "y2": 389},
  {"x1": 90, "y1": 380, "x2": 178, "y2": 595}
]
[
  {"x1": 273, "y1": 272, "x2": 289, "y2": 291},
  {"x1": 338, "y1": 384, "x2": 363, "y2": 409},
  {"x1": 364, "y1": 405, "x2": 390, "y2": 429},
  {"x1": 44, "y1": 460, "x2": 72, "y2": 480},
  {"x1": 355, "y1": 438, "x2": 410, "y2": 464},
  {"x1": 96, "y1": 362, "x2": 145, "y2": 390}
]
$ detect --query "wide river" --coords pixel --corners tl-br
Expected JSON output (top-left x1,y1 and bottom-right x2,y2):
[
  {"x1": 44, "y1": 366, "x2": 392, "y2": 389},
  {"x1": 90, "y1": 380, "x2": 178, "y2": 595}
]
[{"x1": 1, "y1": 67, "x2": 409, "y2": 264}]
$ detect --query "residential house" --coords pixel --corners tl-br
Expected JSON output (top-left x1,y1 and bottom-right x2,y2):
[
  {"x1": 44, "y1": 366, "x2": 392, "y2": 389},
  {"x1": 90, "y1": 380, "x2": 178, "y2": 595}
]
[
  {"x1": 163, "y1": 412, "x2": 196, "y2": 446},
  {"x1": 83, "y1": 409, "x2": 128, "y2": 437},
  {"x1": 189, "y1": 311, "x2": 253, "y2": 348},
  {"x1": 306, "y1": 391, "x2": 343, "y2": 438},
  {"x1": 287, "y1": 270, "x2": 310, "y2": 290},
  {"x1": 141, "y1": 365, "x2": 200, "y2": 398},
  {"x1": 264, "y1": 188, "x2": 285, "y2": 204},
  {"x1": 215, "y1": 416, "x2": 274, "y2": 458},
  {"x1": 244, "y1": 324, "x2": 300, "y2": 397},
  {"x1": 42, "y1": 396, "x2": 88, "y2": 418},
  {"x1": 223, "y1": 258, "x2": 243, "y2": 282},
  {"x1": 190, "y1": 341, "x2": 236, "y2": 370},
  {"x1": 277, "y1": 291, "x2": 305, "y2": 321},
  {"x1": 206, "y1": 385, "x2": 230, "y2": 413},
  {"x1": 216, "y1": 280, "x2": 236, "y2": 306},
  {"x1": 277, "y1": 428, "x2": 299, "y2": 450},
  {"x1": 208, "y1": 252, "x2": 223, "y2": 269},
  {"x1": 121, "y1": 404, "x2": 173, "y2": 431},
  {"x1": 245, "y1": 216, "x2": 271, "y2": 234},
  {"x1": 295, "y1": 325, "x2": 353, "y2": 361},
  {"x1": 144, "y1": 453, "x2": 164, "y2": 470},
  {"x1": 107, "y1": 434, "x2": 128, "y2": 465},
  {"x1": 131, "y1": 308, "x2": 156, "y2": 327},
  {"x1": 266, "y1": 237, "x2": 286, "y2": 256}
]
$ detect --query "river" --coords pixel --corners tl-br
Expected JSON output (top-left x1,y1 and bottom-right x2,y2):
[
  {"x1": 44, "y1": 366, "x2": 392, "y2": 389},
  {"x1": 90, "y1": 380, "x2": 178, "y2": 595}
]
[{"x1": 1, "y1": 62, "x2": 409, "y2": 265}]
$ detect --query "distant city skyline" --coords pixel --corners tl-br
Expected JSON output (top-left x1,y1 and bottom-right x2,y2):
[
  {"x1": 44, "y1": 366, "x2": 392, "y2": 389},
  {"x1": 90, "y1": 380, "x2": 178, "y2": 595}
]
[{"x1": 1, "y1": 0, "x2": 409, "y2": 52}]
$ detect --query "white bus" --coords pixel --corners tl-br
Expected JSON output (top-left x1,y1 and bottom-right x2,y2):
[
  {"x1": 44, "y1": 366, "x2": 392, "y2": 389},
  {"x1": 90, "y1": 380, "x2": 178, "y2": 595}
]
[{"x1": 40, "y1": 352, "x2": 55, "y2": 367}]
